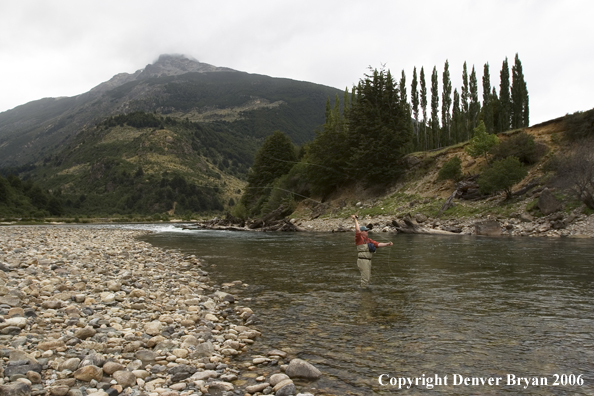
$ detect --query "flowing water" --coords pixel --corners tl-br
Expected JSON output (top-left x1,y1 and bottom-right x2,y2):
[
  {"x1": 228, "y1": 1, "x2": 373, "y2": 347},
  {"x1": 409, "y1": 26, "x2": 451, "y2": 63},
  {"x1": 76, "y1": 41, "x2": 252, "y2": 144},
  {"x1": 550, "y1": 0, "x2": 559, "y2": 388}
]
[{"x1": 132, "y1": 224, "x2": 594, "y2": 395}]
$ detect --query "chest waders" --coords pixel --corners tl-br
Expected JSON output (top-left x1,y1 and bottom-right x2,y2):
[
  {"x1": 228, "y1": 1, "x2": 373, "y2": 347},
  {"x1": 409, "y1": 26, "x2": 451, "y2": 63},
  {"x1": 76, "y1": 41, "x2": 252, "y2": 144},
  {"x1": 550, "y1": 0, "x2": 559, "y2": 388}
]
[{"x1": 357, "y1": 242, "x2": 374, "y2": 288}]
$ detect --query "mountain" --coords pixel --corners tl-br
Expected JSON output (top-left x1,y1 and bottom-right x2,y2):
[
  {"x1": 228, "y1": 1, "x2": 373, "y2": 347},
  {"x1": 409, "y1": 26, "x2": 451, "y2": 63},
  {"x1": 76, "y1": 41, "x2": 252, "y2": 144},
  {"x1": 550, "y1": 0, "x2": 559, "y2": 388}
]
[
  {"x1": 0, "y1": 54, "x2": 343, "y2": 217},
  {"x1": 0, "y1": 54, "x2": 342, "y2": 168}
]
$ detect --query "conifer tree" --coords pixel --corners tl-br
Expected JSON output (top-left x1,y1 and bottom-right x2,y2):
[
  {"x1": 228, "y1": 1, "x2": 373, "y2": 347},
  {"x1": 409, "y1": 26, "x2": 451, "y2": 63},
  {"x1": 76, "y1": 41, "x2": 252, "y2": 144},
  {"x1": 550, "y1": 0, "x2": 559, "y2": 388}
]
[
  {"x1": 441, "y1": 60, "x2": 452, "y2": 146},
  {"x1": 511, "y1": 53, "x2": 529, "y2": 128},
  {"x1": 347, "y1": 67, "x2": 412, "y2": 183},
  {"x1": 411, "y1": 67, "x2": 420, "y2": 149},
  {"x1": 420, "y1": 67, "x2": 428, "y2": 150},
  {"x1": 430, "y1": 66, "x2": 440, "y2": 148},
  {"x1": 242, "y1": 130, "x2": 297, "y2": 215},
  {"x1": 469, "y1": 66, "x2": 480, "y2": 135},
  {"x1": 482, "y1": 63, "x2": 493, "y2": 133},
  {"x1": 499, "y1": 58, "x2": 511, "y2": 132}
]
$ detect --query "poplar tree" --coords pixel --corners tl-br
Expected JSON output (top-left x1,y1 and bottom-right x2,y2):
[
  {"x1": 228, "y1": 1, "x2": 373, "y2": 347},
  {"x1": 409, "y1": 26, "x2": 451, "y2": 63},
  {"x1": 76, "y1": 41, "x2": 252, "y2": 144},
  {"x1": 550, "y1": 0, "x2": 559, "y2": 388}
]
[
  {"x1": 482, "y1": 63, "x2": 493, "y2": 133},
  {"x1": 511, "y1": 53, "x2": 529, "y2": 128},
  {"x1": 469, "y1": 66, "x2": 480, "y2": 135},
  {"x1": 461, "y1": 62, "x2": 470, "y2": 139},
  {"x1": 399, "y1": 70, "x2": 407, "y2": 104},
  {"x1": 499, "y1": 58, "x2": 511, "y2": 132},
  {"x1": 452, "y1": 89, "x2": 462, "y2": 144},
  {"x1": 420, "y1": 67, "x2": 428, "y2": 150},
  {"x1": 430, "y1": 66, "x2": 440, "y2": 149},
  {"x1": 441, "y1": 60, "x2": 452, "y2": 146},
  {"x1": 411, "y1": 67, "x2": 420, "y2": 149}
]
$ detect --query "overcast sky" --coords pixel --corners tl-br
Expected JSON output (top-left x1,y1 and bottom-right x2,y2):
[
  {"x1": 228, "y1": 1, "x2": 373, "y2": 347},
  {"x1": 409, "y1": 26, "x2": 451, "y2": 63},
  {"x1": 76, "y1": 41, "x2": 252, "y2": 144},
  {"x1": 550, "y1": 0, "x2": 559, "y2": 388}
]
[{"x1": 1, "y1": 0, "x2": 592, "y2": 126}]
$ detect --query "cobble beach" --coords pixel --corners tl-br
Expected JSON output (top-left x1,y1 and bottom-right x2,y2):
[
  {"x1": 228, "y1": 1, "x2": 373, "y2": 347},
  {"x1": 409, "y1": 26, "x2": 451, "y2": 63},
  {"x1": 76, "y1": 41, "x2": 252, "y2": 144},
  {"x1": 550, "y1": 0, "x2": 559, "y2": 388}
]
[{"x1": 0, "y1": 226, "x2": 318, "y2": 396}]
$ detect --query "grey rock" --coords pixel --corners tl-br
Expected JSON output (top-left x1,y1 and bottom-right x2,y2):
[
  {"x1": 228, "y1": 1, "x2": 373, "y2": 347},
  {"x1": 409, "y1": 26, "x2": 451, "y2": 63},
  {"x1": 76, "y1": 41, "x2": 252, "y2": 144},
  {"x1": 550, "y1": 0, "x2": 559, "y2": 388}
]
[
  {"x1": 538, "y1": 188, "x2": 561, "y2": 215},
  {"x1": 474, "y1": 220, "x2": 502, "y2": 236},
  {"x1": 112, "y1": 370, "x2": 137, "y2": 388},
  {"x1": 0, "y1": 382, "x2": 31, "y2": 396},
  {"x1": 5, "y1": 361, "x2": 42, "y2": 377},
  {"x1": 285, "y1": 358, "x2": 322, "y2": 380}
]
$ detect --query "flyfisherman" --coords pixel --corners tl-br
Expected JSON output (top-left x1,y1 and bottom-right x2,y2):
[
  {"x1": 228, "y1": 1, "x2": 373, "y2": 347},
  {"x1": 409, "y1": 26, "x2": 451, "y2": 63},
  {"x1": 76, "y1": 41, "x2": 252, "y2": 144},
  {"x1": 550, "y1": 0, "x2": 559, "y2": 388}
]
[{"x1": 351, "y1": 214, "x2": 393, "y2": 289}]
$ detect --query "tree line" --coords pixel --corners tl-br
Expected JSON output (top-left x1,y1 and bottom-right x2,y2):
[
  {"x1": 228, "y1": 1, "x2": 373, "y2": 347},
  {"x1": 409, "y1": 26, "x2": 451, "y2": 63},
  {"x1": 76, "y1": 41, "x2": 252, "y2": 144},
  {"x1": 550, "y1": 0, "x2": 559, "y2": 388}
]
[
  {"x1": 406, "y1": 53, "x2": 528, "y2": 151},
  {"x1": 237, "y1": 55, "x2": 530, "y2": 217}
]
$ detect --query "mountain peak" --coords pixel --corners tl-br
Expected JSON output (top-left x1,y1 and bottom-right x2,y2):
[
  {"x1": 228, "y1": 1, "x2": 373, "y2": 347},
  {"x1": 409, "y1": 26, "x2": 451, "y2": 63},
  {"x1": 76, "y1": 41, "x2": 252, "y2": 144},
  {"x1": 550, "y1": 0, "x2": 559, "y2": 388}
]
[
  {"x1": 91, "y1": 54, "x2": 236, "y2": 93},
  {"x1": 142, "y1": 54, "x2": 236, "y2": 77}
]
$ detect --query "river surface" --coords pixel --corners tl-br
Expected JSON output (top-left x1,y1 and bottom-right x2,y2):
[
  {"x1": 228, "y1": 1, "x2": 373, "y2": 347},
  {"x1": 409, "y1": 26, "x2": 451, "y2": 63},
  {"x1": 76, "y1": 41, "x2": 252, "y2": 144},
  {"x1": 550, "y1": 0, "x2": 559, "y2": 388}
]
[{"x1": 126, "y1": 224, "x2": 594, "y2": 395}]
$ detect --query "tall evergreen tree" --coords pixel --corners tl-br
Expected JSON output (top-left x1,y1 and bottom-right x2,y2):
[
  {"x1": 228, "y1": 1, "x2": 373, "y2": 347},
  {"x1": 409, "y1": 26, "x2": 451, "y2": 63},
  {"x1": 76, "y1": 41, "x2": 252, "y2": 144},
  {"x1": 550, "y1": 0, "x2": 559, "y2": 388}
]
[
  {"x1": 420, "y1": 67, "x2": 428, "y2": 150},
  {"x1": 411, "y1": 67, "x2": 420, "y2": 149},
  {"x1": 306, "y1": 95, "x2": 349, "y2": 196},
  {"x1": 469, "y1": 66, "x2": 480, "y2": 135},
  {"x1": 461, "y1": 62, "x2": 470, "y2": 139},
  {"x1": 482, "y1": 62, "x2": 493, "y2": 133},
  {"x1": 499, "y1": 57, "x2": 511, "y2": 132},
  {"x1": 441, "y1": 60, "x2": 452, "y2": 146},
  {"x1": 347, "y1": 68, "x2": 412, "y2": 183},
  {"x1": 511, "y1": 53, "x2": 529, "y2": 128},
  {"x1": 430, "y1": 66, "x2": 440, "y2": 149},
  {"x1": 242, "y1": 130, "x2": 297, "y2": 215}
]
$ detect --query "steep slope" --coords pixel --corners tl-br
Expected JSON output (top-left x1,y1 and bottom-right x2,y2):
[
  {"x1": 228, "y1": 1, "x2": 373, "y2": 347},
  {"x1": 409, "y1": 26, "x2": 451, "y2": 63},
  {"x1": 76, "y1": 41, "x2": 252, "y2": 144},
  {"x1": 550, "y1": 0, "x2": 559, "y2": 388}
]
[{"x1": 0, "y1": 54, "x2": 342, "y2": 168}]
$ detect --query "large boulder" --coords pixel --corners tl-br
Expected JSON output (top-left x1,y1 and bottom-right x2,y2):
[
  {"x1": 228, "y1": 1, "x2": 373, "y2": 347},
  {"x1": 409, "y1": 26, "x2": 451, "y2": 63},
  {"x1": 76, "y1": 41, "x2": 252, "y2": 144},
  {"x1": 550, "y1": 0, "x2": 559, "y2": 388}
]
[
  {"x1": 285, "y1": 358, "x2": 322, "y2": 380},
  {"x1": 538, "y1": 188, "x2": 561, "y2": 215},
  {"x1": 474, "y1": 220, "x2": 502, "y2": 236}
]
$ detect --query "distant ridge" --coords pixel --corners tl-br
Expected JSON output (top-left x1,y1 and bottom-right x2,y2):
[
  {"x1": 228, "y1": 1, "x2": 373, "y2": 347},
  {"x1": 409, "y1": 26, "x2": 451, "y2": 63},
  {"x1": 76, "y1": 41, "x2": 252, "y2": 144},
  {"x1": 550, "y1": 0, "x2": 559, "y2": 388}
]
[{"x1": 0, "y1": 54, "x2": 342, "y2": 168}]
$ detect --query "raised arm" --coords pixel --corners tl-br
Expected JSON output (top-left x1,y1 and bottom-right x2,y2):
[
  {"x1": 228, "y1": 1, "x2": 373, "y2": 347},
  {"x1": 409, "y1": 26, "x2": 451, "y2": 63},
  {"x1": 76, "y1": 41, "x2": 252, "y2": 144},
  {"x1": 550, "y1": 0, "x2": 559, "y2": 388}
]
[{"x1": 351, "y1": 214, "x2": 360, "y2": 231}]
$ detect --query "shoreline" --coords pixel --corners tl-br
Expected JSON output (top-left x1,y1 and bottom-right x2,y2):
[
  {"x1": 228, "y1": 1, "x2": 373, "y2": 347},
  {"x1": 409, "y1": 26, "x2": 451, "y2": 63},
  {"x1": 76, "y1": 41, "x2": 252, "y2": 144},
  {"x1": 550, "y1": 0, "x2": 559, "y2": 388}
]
[
  {"x1": 291, "y1": 210, "x2": 594, "y2": 238},
  {"x1": 0, "y1": 226, "x2": 314, "y2": 396}
]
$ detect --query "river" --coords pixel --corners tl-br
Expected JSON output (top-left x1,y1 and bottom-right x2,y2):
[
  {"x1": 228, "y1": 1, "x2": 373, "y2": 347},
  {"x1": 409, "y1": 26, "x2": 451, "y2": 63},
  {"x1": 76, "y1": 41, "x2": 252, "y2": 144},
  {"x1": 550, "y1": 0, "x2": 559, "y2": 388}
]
[{"x1": 128, "y1": 224, "x2": 594, "y2": 395}]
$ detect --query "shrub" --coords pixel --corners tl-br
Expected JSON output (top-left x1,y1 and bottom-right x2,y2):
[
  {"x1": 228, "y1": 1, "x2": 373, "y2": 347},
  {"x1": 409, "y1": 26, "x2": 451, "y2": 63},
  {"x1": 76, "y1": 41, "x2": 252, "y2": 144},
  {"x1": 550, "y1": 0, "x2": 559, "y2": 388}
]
[
  {"x1": 490, "y1": 132, "x2": 547, "y2": 164},
  {"x1": 478, "y1": 156, "x2": 527, "y2": 199},
  {"x1": 564, "y1": 109, "x2": 594, "y2": 141},
  {"x1": 438, "y1": 156, "x2": 462, "y2": 181},
  {"x1": 465, "y1": 120, "x2": 499, "y2": 158}
]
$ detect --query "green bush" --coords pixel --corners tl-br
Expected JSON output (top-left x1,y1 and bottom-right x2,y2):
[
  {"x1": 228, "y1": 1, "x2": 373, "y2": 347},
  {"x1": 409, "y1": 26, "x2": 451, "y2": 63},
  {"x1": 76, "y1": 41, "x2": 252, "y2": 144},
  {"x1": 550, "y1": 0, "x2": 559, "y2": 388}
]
[
  {"x1": 438, "y1": 156, "x2": 462, "y2": 181},
  {"x1": 563, "y1": 109, "x2": 594, "y2": 141},
  {"x1": 478, "y1": 156, "x2": 527, "y2": 199},
  {"x1": 490, "y1": 132, "x2": 547, "y2": 164},
  {"x1": 465, "y1": 120, "x2": 499, "y2": 158}
]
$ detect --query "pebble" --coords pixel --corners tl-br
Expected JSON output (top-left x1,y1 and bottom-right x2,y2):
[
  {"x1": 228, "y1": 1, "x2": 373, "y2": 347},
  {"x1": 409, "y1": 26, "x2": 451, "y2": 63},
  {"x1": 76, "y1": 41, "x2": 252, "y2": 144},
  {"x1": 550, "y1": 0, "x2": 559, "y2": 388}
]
[{"x1": 0, "y1": 226, "x2": 287, "y2": 396}]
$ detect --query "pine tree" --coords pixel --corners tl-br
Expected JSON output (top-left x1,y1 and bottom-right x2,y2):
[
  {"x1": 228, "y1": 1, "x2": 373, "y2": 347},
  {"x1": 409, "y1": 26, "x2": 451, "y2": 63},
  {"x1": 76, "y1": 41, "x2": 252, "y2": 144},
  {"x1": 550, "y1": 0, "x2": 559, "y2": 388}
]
[
  {"x1": 499, "y1": 58, "x2": 511, "y2": 132},
  {"x1": 411, "y1": 67, "x2": 420, "y2": 149},
  {"x1": 461, "y1": 62, "x2": 470, "y2": 139},
  {"x1": 242, "y1": 130, "x2": 297, "y2": 215},
  {"x1": 482, "y1": 63, "x2": 493, "y2": 133},
  {"x1": 347, "y1": 67, "x2": 412, "y2": 183},
  {"x1": 511, "y1": 53, "x2": 529, "y2": 128},
  {"x1": 430, "y1": 66, "x2": 440, "y2": 149},
  {"x1": 469, "y1": 66, "x2": 480, "y2": 134},
  {"x1": 441, "y1": 60, "x2": 452, "y2": 146},
  {"x1": 420, "y1": 67, "x2": 428, "y2": 150},
  {"x1": 306, "y1": 94, "x2": 350, "y2": 196}
]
